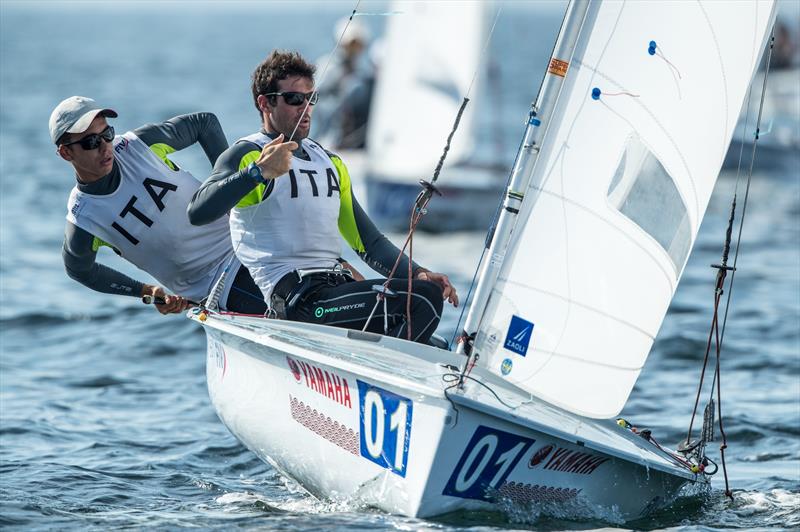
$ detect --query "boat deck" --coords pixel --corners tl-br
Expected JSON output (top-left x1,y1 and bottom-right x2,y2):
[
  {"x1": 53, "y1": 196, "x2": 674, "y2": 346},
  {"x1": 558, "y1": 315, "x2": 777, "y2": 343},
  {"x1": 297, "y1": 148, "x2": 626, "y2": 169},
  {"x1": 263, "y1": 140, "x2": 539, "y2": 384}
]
[{"x1": 194, "y1": 311, "x2": 697, "y2": 482}]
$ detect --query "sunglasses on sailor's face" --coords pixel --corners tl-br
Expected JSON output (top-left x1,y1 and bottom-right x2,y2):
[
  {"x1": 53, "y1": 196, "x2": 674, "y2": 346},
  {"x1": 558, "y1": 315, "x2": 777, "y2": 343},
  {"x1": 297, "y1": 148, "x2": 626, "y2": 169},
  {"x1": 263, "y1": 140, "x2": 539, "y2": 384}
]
[
  {"x1": 265, "y1": 91, "x2": 319, "y2": 106},
  {"x1": 62, "y1": 125, "x2": 115, "y2": 150}
]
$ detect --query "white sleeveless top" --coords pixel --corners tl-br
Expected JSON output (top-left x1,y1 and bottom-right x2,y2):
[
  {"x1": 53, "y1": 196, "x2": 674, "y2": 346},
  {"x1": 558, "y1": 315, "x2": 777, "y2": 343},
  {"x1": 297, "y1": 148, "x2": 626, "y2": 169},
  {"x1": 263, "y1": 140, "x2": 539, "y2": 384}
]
[
  {"x1": 66, "y1": 132, "x2": 235, "y2": 302},
  {"x1": 229, "y1": 133, "x2": 342, "y2": 298}
]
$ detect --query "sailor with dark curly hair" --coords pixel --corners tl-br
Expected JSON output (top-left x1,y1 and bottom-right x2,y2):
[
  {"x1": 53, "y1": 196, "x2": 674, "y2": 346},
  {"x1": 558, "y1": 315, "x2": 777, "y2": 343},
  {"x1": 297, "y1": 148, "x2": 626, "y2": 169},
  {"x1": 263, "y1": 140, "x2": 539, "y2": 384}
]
[{"x1": 188, "y1": 50, "x2": 458, "y2": 344}]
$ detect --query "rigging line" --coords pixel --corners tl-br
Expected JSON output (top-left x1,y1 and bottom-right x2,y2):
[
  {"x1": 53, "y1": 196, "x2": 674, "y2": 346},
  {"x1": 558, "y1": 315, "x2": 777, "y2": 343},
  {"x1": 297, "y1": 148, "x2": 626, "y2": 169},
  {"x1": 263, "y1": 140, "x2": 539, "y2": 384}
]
[
  {"x1": 730, "y1": 2, "x2": 761, "y2": 196},
  {"x1": 465, "y1": 4, "x2": 504, "y2": 100},
  {"x1": 430, "y1": 5, "x2": 503, "y2": 186},
  {"x1": 455, "y1": 0, "x2": 598, "y2": 349},
  {"x1": 289, "y1": 0, "x2": 363, "y2": 143},
  {"x1": 686, "y1": 288, "x2": 722, "y2": 444},
  {"x1": 352, "y1": 11, "x2": 402, "y2": 17},
  {"x1": 716, "y1": 29, "x2": 775, "y2": 359},
  {"x1": 360, "y1": 192, "x2": 430, "y2": 334},
  {"x1": 450, "y1": 246, "x2": 487, "y2": 347},
  {"x1": 443, "y1": 373, "x2": 518, "y2": 410},
  {"x1": 714, "y1": 296, "x2": 733, "y2": 498},
  {"x1": 648, "y1": 436, "x2": 695, "y2": 471},
  {"x1": 406, "y1": 208, "x2": 415, "y2": 340},
  {"x1": 686, "y1": 24, "x2": 775, "y2": 498},
  {"x1": 731, "y1": 85, "x2": 754, "y2": 196},
  {"x1": 457, "y1": 1, "x2": 615, "y2": 380},
  {"x1": 365, "y1": 5, "x2": 505, "y2": 334},
  {"x1": 431, "y1": 99, "x2": 469, "y2": 185}
]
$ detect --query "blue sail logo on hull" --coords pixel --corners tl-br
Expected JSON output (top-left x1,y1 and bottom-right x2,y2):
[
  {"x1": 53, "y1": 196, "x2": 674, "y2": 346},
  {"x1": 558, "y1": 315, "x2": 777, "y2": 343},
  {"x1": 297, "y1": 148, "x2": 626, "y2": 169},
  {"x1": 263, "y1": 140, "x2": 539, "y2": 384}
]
[{"x1": 504, "y1": 315, "x2": 534, "y2": 356}]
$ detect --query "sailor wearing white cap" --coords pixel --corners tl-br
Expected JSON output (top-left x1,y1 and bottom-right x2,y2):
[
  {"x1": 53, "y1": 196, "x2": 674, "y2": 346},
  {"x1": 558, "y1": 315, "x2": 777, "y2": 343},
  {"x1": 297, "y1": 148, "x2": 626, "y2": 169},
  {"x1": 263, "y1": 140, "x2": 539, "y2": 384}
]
[{"x1": 52, "y1": 96, "x2": 267, "y2": 315}]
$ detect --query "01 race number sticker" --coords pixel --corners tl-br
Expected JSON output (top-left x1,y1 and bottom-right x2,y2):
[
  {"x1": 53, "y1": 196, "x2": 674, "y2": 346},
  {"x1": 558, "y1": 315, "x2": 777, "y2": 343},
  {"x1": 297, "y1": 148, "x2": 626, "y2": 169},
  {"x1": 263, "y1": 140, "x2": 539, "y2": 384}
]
[
  {"x1": 443, "y1": 425, "x2": 535, "y2": 500},
  {"x1": 357, "y1": 380, "x2": 413, "y2": 477}
]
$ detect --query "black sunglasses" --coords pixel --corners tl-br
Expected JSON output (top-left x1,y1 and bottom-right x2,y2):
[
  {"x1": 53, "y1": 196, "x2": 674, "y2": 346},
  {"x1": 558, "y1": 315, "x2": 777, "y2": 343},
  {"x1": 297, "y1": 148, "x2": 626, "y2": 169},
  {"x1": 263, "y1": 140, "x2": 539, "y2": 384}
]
[
  {"x1": 63, "y1": 125, "x2": 115, "y2": 150},
  {"x1": 265, "y1": 91, "x2": 319, "y2": 106}
]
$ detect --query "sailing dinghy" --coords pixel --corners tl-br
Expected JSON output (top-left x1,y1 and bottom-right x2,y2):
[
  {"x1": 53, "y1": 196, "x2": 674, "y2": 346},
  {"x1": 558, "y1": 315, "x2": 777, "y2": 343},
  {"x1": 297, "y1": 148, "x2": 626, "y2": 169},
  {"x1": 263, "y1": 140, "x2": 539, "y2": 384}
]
[{"x1": 190, "y1": 0, "x2": 776, "y2": 520}]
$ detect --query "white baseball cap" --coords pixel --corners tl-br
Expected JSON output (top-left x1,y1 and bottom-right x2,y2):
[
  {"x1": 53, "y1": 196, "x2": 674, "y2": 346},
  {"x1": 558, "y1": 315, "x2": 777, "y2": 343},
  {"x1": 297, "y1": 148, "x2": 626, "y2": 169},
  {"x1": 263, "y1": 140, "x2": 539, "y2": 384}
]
[{"x1": 49, "y1": 96, "x2": 117, "y2": 145}]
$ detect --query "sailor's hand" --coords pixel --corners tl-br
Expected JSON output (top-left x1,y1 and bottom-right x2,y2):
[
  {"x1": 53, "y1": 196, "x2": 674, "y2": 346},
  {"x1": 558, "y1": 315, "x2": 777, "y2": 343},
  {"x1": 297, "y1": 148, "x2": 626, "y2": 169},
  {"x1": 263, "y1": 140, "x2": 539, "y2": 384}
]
[
  {"x1": 416, "y1": 270, "x2": 459, "y2": 307},
  {"x1": 142, "y1": 284, "x2": 190, "y2": 315},
  {"x1": 342, "y1": 261, "x2": 366, "y2": 281},
  {"x1": 256, "y1": 134, "x2": 298, "y2": 179}
]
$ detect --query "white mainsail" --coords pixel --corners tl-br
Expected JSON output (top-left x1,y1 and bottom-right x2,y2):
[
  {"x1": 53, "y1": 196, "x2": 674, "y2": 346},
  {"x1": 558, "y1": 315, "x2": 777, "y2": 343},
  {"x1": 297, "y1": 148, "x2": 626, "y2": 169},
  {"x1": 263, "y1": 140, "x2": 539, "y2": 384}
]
[
  {"x1": 471, "y1": 0, "x2": 776, "y2": 419},
  {"x1": 366, "y1": 0, "x2": 485, "y2": 179}
]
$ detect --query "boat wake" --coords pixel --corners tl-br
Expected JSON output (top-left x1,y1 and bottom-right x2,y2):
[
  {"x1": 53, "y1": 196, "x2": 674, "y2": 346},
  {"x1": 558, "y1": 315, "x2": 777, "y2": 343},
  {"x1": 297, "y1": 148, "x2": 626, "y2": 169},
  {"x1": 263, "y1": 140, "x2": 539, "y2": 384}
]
[
  {"x1": 213, "y1": 492, "x2": 288, "y2": 514},
  {"x1": 496, "y1": 493, "x2": 626, "y2": 526},
  {"x1": 716, "y1": 489, "x2": 800, "y2": 528}
]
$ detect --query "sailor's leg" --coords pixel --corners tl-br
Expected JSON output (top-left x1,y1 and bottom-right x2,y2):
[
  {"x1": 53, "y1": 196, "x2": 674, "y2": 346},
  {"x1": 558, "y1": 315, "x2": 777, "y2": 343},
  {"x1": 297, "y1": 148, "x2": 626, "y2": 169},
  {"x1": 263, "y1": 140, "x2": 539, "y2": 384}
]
[
  {"x1": 381, "y1": 279, "x2": 443, "y2": 344},
  {"x1": 222, "y1": 265, "x2": 268, "y2": 314},
  {"x1": 295, "y1": 278, "x2": 443, "y2": 344}
]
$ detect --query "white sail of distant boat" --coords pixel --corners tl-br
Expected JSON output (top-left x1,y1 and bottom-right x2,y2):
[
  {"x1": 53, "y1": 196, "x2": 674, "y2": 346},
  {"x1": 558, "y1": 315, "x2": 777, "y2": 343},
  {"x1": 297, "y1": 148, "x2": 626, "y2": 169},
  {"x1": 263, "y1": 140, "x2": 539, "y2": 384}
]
[
  {"x1": 368, "y1": 0, "x2": 483, "y2": 178},
  {"x1": 364, "y1": 0, "x2": 506, "y2": 231},
  {"x1": 192, "y1": 0, "x2": 777, "y2": 520},
  {"x1": 464, "y1": 0, "x2": 776, "y2": 419}
]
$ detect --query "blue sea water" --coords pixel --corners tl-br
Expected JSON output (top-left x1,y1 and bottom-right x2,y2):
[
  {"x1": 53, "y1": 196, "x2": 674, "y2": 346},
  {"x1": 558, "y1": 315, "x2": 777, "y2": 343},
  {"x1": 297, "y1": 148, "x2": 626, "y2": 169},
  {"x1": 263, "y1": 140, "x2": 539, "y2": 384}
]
[{"x1": 1, "y1": 1, "x2": 798, "y2": 530}]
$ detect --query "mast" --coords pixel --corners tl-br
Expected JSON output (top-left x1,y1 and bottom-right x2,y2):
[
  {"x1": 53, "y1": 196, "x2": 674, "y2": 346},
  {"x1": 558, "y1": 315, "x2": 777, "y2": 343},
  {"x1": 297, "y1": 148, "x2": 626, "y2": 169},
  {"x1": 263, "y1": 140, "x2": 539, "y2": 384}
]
[{"x1": 457, "y1": 0, "x2": 591, "y2": 358}]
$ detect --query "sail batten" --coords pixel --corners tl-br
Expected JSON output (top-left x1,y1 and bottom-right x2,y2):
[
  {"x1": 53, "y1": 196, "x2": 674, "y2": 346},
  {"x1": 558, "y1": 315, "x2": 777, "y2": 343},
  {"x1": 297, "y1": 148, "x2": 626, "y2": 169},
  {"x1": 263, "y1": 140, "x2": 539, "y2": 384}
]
[
  {"x1": 502, "y1": 279, "x2": 658, "y2": 342},
  {"x1": 524, "y1": 347, "x2": 646, "y2": 371},
  {"x1": 528, "y1": 186, "x2": 684, "y2": 287},
  {"x1": 470, "y1": 0, "x2": 776, "y2": 419}
]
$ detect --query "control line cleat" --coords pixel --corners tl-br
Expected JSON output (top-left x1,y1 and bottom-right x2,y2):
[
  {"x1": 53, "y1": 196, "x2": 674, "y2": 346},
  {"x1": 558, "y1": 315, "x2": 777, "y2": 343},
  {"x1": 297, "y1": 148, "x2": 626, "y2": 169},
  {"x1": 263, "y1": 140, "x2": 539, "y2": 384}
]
[
  {"x1": 371, "y1": 284, "x2": 398, "y2": 298},
  {"x1": 677, "y1": 439, "x2": 700, "y2": 454}
]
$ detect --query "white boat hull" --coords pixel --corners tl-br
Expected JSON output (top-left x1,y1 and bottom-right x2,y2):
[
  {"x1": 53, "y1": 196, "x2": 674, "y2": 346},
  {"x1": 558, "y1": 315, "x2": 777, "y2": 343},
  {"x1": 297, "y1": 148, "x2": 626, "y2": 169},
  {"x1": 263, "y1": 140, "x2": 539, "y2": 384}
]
[{"x1": 198, "y1": 311, "x2": 699, "y2": 519}]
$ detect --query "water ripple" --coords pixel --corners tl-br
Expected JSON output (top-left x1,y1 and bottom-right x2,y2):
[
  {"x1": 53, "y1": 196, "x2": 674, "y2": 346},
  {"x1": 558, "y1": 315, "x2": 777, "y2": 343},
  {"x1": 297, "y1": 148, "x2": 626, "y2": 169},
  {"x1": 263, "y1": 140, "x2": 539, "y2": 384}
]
[{"x1": 1, "y1": 3, "x2": 798, "y2": 531}]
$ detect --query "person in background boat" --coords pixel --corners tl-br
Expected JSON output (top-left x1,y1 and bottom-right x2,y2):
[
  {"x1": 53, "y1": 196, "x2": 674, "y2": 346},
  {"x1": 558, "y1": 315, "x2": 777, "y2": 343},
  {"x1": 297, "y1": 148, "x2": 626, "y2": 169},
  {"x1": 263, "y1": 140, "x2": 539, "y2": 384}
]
[
  {"x1": 314, "y1": 16, "x2": 376, "y2": 150},
  {"x1": 772, "y1": 21, "x2": 797, "y2": 70},
  {"x1": 52, "y1": 96, "x2": 267, "y2": 315},
  {"x1": 188, "y1": 50, "x2": 458, "y2": 345}
]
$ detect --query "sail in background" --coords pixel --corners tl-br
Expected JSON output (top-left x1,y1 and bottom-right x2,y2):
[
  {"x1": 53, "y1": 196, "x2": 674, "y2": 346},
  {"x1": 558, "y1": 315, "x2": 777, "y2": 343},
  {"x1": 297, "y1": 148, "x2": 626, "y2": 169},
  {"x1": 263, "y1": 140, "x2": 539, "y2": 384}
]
[
  {"x1": 366, "y1": 1, "x2": 485, "y2": 180},
  {"x1": 473, "y1": 0, "x2": 776, "y2": 419}
]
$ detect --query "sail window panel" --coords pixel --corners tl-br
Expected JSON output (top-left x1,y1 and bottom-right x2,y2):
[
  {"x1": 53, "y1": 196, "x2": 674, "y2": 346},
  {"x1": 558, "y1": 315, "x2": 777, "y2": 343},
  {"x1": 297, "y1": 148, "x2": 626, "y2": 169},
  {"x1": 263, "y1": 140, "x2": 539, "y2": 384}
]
[
  {"x1": 608, "y1": 136, "x2": 691, "y2": 274},
  {"x1": 506, "y1": 193, "x2": 674, "y2": 336}
]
